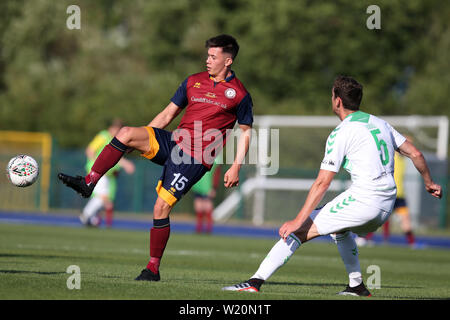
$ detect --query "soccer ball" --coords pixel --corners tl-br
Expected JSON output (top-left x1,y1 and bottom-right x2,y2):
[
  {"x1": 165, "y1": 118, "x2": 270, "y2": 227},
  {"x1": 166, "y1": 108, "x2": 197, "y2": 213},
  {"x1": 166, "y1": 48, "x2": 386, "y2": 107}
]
[{"x1": 6, "y1": 155, "x2": 39, "y2": 187}]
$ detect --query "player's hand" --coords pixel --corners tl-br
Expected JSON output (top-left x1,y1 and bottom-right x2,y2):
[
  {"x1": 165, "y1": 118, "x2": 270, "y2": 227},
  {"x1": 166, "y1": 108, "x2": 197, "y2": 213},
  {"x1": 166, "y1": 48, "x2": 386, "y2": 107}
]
[
  {"x1": 425, "y1": 182, "x2": 442, "y2": 199},
  {"x1": 224, "y1": 166, "x2": 239, "y2": 188},
  {"x1": 279, "y1": 220, "x2": 301, "y2": 241}
]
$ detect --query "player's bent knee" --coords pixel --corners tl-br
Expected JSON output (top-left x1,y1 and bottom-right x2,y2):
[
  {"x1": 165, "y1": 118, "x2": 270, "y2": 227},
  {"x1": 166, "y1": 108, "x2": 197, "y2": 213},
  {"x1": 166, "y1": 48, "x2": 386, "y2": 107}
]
[
  {"x1": 116, "y1": 126, "x2": 147, "y2": 143},
  {"x1": 115, "y1": 126, "x2": 135, "y2": 144},
  {"x1": 153, "y1": 198, "x2": 172, "y2": 219},
  {"x1": 293, "y1": 218, "x2": 320, "y2": 243},
  {"x1": 154, "y1": 200, "x2": 171, "y2": 211},
  {"x1": 116, "y1": 126, "x2": 151, "y2": 152}
]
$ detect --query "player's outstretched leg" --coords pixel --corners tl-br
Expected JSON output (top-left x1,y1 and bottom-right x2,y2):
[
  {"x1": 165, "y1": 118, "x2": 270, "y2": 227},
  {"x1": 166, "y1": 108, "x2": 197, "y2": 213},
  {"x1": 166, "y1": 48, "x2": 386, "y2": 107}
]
[
  {"x1": 58, "y1": 173, "x2": 95, "y2": 198},
  {"x1": 59, "y1": 134, "x2": 132, "y2": 198},
  {"x1": 222, "y1": 234, "x2": 301, "y2": 292}
]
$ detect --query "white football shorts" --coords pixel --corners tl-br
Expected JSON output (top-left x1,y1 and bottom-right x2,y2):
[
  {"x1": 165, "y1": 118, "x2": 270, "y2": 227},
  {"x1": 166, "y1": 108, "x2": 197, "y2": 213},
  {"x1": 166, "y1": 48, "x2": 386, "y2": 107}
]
[{"x1": 311, "y1": 190, "x2": 393, "y2": 237}]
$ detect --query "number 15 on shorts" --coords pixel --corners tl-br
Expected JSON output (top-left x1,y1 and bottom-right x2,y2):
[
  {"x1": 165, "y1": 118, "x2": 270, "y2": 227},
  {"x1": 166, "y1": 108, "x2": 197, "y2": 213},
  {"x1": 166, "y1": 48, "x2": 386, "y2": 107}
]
[{"x1": 171, "y1": 173, "x2": 189, "y2": 191}]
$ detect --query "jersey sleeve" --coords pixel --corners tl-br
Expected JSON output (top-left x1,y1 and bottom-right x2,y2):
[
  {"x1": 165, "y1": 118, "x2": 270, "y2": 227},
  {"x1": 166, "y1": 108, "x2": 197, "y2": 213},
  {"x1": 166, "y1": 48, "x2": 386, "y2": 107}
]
[
  {"x1": 170, "y1": 77, "x2": 189, "y2": 108},
  {"x1": 387, "y1": 123, "x2": 406, "y2": 150},
  {"x1": 320, "y1": 127, "x2": 347, "y2": 172},
  {"x1": 236, "y1": 93, "x2": 253, "y2": 125}
]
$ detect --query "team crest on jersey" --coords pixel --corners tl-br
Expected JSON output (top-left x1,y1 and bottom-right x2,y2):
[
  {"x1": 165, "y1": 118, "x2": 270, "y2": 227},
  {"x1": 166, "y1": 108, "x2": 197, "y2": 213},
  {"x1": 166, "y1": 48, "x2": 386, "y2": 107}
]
[
  {"x1": 224, "y1": 88, "x2": 236, "y2": 99},
  {"x1": 194, "y1": 82, "x2": 201, "y2": 88}
]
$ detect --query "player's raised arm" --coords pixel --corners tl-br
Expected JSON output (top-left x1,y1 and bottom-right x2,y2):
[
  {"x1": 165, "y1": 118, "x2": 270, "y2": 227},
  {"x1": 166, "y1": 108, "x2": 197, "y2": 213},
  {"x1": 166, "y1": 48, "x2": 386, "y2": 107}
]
[
  {"x1": 147, "y1": 102, "x2": 183, "y2": 129},
  {"x1": 397, "y1": 140, "x2": 442, "y2": 199},
  {"x1": 223, "y1": 124, "x2": 252, "y2": 188}
]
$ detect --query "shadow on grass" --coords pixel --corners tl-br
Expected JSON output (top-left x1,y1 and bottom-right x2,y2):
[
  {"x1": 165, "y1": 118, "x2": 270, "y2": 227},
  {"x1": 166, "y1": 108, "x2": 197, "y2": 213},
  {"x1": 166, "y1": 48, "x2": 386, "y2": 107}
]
[
  {"x1": 266, "y1": 281, "x2": 423, "y2": 289},
  {"x1": 0, "y1": 269, "x2": 66, "y2": 275},
  {"x1": 137, "y1": 277, "x2": 444, "y2": 299},
  {"x1": 0, "y1": 253, "x2": 88, "y2": 260},
  {"x1": 372, "y1": 295, "x2": 450, "y2": 300},
  {"x1": 172, "y1": 278, "x2": 417, "y2": 289}
]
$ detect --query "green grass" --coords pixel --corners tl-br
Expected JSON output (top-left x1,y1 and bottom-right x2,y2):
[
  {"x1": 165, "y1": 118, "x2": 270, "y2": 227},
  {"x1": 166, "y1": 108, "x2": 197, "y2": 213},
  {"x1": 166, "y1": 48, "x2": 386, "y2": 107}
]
[{"x1": 0, "y1": 223, "x2": 449, "y2": 300}]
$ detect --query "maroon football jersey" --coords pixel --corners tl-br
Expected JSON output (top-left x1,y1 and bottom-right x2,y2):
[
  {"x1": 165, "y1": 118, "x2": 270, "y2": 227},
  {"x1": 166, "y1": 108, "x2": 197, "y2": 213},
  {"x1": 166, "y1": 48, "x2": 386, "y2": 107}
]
[{"x1": 171, "y1": 71, "x2": 253, "y2": 168}]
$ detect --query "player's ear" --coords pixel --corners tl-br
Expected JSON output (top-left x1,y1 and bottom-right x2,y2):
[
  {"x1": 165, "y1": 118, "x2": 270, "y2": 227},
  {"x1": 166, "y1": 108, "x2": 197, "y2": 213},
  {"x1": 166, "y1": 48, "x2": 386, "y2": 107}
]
[
  {"x1": 336, "y1": 96, "x2": 343, "y2": 109},
  {"x1": 224, "y1": 56, "x2": 233, "y2": 67}
]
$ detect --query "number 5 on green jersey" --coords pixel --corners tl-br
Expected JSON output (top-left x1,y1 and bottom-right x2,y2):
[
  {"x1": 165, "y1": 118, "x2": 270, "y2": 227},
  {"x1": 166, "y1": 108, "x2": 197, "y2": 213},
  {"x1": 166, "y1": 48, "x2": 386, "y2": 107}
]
[{"x1": 370, "y1": 128, "x2": 389, "y2": 165}]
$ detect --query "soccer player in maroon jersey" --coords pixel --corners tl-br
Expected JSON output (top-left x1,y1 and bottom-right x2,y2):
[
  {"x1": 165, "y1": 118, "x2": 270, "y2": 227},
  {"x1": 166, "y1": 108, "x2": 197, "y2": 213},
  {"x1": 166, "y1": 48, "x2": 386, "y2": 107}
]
[{"x1": 58, "y1": 34, "x2": 253, "y2": 281}]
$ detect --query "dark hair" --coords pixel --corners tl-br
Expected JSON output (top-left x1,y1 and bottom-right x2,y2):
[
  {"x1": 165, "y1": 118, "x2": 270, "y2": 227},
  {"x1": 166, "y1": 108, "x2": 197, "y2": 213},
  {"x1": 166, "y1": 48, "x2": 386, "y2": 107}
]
[
  {"x1": 332, "y1": 76, "x2": 363, "y2": 110},
  {"x1": 205, "y1": 34, "x2": 239, "y2": 59}
]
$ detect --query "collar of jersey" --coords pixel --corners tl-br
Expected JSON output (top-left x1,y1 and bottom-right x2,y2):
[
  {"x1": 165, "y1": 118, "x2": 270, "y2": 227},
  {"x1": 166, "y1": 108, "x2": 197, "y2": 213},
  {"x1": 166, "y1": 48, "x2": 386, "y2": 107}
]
[
  {"x1": 209, "y1": 70, "x2": 235, "y2": 83},
  {"x1": 344, "y1": 110, "x2": 361, "y2": 120}
]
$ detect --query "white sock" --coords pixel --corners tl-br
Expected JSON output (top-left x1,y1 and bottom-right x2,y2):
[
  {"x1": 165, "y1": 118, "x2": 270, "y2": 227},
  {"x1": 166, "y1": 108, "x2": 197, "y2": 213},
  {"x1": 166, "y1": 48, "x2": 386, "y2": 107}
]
[
  {"x1": 331, "y1": 232, "x2": 362, "y2": 287},
  {"x1": 82, "y1": 197, "x2": 103, "y2": 220},
  {"x1": 251, "y1": 234, "x2": 301, "y2": 281}
]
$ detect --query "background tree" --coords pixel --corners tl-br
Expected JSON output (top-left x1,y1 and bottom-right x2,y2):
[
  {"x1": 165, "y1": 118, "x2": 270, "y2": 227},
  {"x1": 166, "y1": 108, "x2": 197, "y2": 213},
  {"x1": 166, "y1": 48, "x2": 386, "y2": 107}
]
[{"x1": 0, "y1": 0, "x2": 448, "y2": 147}]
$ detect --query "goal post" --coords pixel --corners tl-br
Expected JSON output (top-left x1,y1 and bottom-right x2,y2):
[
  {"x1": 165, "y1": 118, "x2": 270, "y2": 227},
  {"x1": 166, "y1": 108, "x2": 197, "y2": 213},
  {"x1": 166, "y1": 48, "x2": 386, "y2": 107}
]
[
  {"x1": 254, "y1": 115, "x2": 448, "y2": 160},
  {"x1": 0, "y1": 131, "x2": 52, "y2": 212},
  {"x1": 214, "y1": 115, "x2": 448, "y2": 229}
]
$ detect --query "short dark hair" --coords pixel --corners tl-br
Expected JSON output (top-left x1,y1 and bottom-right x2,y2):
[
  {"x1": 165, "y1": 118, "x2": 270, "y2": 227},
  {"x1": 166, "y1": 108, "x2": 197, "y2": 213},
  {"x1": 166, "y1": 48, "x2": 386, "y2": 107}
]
[
  {"x1": 205, "y1": 34, "x2": 239, "y2": 59},
  {"x1": 332, "y1": 76, "x2": 363, "y2": 110}
]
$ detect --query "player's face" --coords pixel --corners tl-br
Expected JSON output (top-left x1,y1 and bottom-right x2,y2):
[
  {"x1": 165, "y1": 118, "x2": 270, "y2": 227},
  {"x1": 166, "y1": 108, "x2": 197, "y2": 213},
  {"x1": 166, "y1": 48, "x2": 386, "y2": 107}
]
[{"x1": 206, "y1": 47, "x2": 232, "y2": 76}]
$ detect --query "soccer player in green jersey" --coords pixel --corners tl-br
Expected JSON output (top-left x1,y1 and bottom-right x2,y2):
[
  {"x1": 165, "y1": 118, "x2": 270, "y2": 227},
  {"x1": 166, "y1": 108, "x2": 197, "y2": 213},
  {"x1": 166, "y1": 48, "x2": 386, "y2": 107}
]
[{"x1": 80, "y1": 119, "x2": 135, "y2": 227}]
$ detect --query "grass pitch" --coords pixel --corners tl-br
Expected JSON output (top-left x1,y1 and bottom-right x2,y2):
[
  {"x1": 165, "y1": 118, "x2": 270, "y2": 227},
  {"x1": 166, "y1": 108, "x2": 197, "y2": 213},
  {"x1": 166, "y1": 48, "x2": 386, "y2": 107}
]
[{"x1": 0, "y1": 223, "x2": 449, "y2": 300}]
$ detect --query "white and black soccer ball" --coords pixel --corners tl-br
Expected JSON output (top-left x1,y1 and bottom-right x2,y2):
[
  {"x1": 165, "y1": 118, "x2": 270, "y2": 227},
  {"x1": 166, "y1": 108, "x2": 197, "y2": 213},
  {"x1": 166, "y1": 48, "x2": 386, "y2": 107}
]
[{"x1": 6, "y1": 155, "x2": 39, "y2": 187}]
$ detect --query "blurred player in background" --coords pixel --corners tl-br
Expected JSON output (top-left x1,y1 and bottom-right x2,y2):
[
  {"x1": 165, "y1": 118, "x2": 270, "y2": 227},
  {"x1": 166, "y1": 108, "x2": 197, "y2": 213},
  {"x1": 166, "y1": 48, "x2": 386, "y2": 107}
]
[
  {"x1": 80, "y1": 119, "x2": 135, "y2": 227},
  {"x1": 389, "y1": 148, "x2": 416, "y2": 245},
  {"x1": 223, "y1": 76, "x2": 442, "y2": 296},
  {"x1": 58, "y1": 34, "x2": 253, "y2": 281},
  {"x1": 357, "y1": 136, "x2": 416, "y2": 247},
  {"x1": 192, "y1": 159, "x2": 221, "y2": 234}
]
